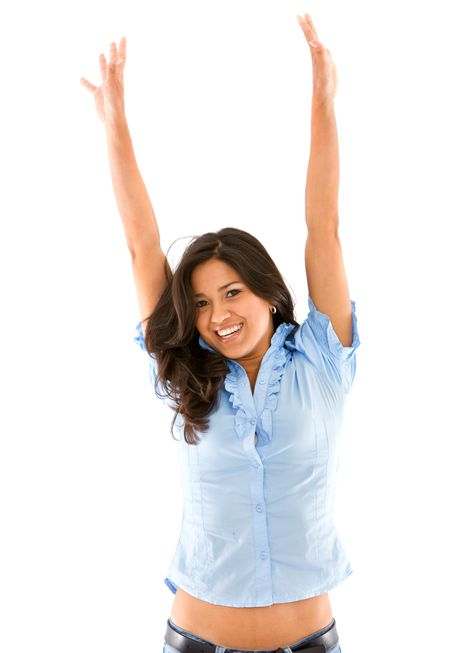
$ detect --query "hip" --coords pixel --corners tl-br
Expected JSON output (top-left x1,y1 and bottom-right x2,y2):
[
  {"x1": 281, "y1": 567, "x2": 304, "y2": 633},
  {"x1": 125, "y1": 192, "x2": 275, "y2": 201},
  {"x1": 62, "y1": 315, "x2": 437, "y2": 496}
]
[{"x1": 170, "y1": 587, "x2": 334, "y2": 650}]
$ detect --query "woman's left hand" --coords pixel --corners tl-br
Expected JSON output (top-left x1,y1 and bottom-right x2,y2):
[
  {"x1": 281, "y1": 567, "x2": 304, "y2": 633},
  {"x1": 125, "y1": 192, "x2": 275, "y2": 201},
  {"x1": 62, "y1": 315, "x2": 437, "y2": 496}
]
[{"x1": 296, "y1": 13, "x2": 338, "y2": 105}]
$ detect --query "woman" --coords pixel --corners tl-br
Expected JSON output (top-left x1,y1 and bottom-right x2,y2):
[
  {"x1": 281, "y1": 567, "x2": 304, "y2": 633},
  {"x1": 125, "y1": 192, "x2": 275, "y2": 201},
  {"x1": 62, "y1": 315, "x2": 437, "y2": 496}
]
[{"x1": 81, "y1": 13, "x2": 359, "y2": 653}]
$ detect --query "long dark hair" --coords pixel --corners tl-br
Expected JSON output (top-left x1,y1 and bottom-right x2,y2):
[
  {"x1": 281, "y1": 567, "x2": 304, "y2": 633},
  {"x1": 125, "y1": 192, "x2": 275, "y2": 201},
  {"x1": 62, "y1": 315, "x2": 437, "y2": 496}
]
[{"x1": 142, "y1": 227, "x2": 300, "y2": 445}]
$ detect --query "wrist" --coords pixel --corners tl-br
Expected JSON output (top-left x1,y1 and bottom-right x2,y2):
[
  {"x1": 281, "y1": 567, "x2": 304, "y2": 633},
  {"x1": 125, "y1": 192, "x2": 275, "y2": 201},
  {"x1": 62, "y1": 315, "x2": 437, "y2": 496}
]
[
  {"x1": 312, "y1": 94, "x2": 335, "y2": 112},
  {"x1": 104, "y1": 110, "x2": 127, "y2": 131},
  {"x1": 311, "y1": 95, "x2": 334, "y2": 114}
]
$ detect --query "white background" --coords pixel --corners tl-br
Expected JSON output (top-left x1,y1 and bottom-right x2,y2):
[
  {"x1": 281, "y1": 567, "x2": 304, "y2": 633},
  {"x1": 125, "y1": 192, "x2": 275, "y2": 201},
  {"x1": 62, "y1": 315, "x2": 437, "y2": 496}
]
[{"x1": 1, "y1": 0, "x2": 449, "y2": 651}]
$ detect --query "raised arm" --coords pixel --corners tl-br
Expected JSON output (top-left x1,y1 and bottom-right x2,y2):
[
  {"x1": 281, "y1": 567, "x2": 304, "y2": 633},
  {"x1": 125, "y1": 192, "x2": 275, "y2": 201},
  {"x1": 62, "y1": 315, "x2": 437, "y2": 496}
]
[
  {"x1": 105, "y1": 114, "x2": 172, "y2": 325},
  {"x1": 297, "y1": 14, "x2": 353, "y2": 348},
  {"x1": 80, "y1": 38, "x2": 171, "y2": 325},
  {"x1": 104, "y1": 114, "x2": 161, "y2": 254}
]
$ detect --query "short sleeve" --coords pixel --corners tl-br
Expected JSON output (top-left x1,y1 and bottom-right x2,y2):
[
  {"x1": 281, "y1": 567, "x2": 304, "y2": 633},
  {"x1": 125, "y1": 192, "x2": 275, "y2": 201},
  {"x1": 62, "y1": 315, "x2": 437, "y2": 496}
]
[
  {"x1": 133, "y1": 320, "x2": 148, "y2": 354},
  {"x1": 133, "y1": 320, "x2": 176, "y2": 408},
  {"x1": 287, "y1": 296, "x2": 361, "y2": 393}
]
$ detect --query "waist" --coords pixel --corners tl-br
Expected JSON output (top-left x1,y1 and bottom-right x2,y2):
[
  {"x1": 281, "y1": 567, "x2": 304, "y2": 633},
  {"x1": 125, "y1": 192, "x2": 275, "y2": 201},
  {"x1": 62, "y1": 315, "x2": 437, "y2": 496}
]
[{"x1": 170, "y1": 588, "x2": 333, "y2": 650}]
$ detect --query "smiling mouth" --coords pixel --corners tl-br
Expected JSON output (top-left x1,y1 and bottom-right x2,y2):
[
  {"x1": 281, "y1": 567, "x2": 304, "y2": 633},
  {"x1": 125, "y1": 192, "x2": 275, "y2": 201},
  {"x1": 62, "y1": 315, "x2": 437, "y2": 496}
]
[{"x1": 215, "y1": 323, "x2": 244, "y2": 342}]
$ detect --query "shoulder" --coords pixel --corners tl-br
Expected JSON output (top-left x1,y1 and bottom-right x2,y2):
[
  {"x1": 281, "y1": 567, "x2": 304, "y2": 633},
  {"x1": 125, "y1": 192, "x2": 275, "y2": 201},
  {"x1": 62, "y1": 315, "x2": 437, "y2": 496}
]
[{"x1": 284, "y1": 299, "x2": 361, "y2": 394}]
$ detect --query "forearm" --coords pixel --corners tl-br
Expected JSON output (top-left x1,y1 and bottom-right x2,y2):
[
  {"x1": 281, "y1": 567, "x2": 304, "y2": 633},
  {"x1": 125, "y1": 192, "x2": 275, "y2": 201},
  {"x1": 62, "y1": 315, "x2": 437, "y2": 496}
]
[
  {"x1": 104, "y1": 114, "x2": 160, "y2": 254},
  {"x1": 305, "y1": 97, "x2": 339, "y2": 234}
]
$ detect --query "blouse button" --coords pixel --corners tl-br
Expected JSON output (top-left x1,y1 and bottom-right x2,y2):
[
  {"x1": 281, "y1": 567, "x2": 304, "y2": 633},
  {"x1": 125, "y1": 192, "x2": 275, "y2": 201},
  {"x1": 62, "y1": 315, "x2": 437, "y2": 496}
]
[
  {"x1": 259, "y1": 377, "x2": 266, "y2": 384},
  {"x1": 250, "y1": 417, "x2": 256, "y2": 425},
  {"x1": 260, "y1": 551, "x2": 267, "y2": 560},
  {"x1": 256, "y1": 503, "x2": 263, "y2": 512},
  {"x1": 253, "y1": 460, "x2": 260, "y2": 468}
]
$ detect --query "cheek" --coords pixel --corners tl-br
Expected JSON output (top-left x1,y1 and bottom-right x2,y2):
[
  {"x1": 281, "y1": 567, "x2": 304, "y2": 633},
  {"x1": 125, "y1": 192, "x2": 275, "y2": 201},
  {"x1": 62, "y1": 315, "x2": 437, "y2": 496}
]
[
  {"x1": 195, "y1": 313, "x2": 206, "y2": 331},
  {"x1": 245, "y1": 297, "x2": 268, "y2": 316}
]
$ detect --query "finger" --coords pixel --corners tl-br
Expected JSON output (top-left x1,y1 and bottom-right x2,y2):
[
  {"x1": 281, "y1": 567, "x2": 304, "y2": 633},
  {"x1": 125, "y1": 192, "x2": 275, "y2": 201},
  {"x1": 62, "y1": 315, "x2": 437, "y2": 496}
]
[
  {"x1": 80, "y1": 77, "x2": 97, "y2": 93},
  {"x1": 118, "y1": 36, "x2": 127, "y2": 60},
  {"x1": 304, "y1": 13, "x2": 320, "y2": 43},
  {"x1": 110, "y1": 41, "x2": 117, "y2": 63},
  {"x1": 297, "y1": 14, "x2": 311, "y2": 36},
  {"x1": 304, "y1": 13, "x2": 316, "y2": 31},
  {"x1": 309, "y1": 40, "x2": 326, "y2": 52},
  {"x1": 297, "y1": 15, "x2": 314, "y2": 44},
  {"x1": 105, "y1": 51, "x2": 121, "y2": 77},
  {"x1": 297, "y1": 14, "x2": 320, "y2": 48},
  {"x1": 99, "y1": 53, "x2": 106, "y2": 81}
]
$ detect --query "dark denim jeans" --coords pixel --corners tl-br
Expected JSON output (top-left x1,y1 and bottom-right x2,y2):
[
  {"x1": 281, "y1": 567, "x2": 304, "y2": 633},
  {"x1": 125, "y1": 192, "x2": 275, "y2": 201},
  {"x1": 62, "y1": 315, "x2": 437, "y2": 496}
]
[{"x1": 163, "y1": 617, "x2": 342, "y2": 653}]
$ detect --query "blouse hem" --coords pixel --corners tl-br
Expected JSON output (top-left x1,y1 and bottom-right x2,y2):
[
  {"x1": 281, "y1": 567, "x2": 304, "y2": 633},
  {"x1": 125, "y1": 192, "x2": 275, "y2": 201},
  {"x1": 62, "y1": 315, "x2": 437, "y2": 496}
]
[{"x1": 163, "y1": 565, "x2": 353, "y2": 608}]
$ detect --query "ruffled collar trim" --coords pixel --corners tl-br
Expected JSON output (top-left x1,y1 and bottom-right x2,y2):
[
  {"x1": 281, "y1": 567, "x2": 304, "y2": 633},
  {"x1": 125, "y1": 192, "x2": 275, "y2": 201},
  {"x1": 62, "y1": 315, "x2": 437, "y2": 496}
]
[{"x1": 198, "y1": 322, "x2": 297, "y2": 445}]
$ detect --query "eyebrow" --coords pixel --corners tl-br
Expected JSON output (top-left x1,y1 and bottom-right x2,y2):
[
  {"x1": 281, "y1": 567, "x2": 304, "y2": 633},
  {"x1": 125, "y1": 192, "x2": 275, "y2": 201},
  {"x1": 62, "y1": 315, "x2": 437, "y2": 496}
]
[{"x1": 194, "y1": 281, "x2": 241, "y2": 298}]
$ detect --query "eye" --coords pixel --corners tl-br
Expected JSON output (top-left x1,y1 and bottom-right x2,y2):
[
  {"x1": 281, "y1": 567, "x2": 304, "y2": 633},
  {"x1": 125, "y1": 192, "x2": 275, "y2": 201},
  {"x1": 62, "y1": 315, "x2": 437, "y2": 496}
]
[{"x1": 195, "y1": 288, "x2": 241, "y2": 309}]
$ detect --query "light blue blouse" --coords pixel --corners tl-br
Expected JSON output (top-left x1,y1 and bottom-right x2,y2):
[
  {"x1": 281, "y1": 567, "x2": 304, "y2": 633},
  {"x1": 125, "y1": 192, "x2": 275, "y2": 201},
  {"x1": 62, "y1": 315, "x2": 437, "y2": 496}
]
[{"x1": 134, "y1": 296, "x2": 361, "y2": 607}]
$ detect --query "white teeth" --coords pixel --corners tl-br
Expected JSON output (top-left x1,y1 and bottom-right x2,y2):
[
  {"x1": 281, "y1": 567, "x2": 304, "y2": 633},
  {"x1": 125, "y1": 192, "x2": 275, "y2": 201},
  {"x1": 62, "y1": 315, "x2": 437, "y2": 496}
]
[{"x1": 217, "y1": 323, "x2": 242, "y2": 337}]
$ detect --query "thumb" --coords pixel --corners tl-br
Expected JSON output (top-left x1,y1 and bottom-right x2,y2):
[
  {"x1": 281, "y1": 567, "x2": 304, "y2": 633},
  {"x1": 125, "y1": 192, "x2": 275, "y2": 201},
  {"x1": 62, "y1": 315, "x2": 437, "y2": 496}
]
[{"x1": 309, "y1": 40, "x2": 327, "y2": 53}]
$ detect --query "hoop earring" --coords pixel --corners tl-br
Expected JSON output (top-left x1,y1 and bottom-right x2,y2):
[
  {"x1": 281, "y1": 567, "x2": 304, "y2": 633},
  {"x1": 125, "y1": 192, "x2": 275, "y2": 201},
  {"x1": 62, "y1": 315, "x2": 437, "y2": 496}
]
[{"x1": 270, "y1": 306, "x2": 277, "y2": 314}]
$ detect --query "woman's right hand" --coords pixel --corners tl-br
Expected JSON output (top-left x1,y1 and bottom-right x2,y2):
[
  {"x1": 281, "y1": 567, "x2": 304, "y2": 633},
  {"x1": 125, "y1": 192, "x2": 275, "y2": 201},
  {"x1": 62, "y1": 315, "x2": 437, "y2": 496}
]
[{"x1": 80, "y1": 37, "x2": 127, "y2": 125}]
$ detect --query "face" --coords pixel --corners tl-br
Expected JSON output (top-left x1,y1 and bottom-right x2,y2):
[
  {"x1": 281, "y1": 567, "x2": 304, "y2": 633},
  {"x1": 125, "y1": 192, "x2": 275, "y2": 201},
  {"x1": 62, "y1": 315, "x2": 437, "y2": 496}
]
[{"x1": 191, "y1": 259, "x2": 275, "y2": 367}]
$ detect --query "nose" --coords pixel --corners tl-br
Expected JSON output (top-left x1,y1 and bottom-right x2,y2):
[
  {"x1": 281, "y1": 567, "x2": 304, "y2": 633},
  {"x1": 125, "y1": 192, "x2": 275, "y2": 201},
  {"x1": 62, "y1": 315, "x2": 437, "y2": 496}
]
[{"x1": 211, "y1": 308, "x2": 232, "y2": 326}]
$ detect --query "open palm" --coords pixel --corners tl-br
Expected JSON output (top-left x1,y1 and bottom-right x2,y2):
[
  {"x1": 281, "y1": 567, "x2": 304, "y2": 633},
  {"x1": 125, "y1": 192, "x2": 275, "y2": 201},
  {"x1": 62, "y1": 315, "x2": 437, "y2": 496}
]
[
  {"x1": 80, "y1": 37, "x2": 127, "y2": 124},
  {"x1": 296, "y1": 14, "x2": 338, "y2": 103}
]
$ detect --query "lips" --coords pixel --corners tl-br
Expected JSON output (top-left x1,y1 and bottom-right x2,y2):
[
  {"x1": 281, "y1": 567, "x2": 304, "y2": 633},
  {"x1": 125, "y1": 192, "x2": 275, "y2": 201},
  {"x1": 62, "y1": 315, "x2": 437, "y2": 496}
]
[{"x1": 215, "y1": 322, "x2": 244, "y2": 343}]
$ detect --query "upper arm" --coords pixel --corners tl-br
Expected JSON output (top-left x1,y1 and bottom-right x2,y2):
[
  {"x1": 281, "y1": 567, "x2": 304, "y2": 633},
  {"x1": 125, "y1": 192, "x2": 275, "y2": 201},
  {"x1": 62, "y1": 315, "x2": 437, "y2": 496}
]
[
  {"x1": 130, "y1": 244, "x2": 172, "y2": 331},
  {"x1": 293, "y1": 230, "x2": 361, "y2": 393},
  {"x1": 304, "y1": 230, "x2": 353, "y2": 347},
  {"x1": 132, "y1": 245, "x2": 176, "y2": 407}
]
